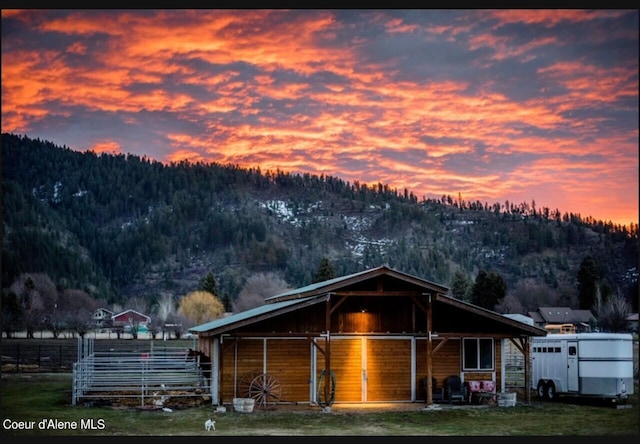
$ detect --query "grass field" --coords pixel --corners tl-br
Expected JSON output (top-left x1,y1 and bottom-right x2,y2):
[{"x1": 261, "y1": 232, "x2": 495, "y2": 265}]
[{"x1": 0, "y1": 372, "x2": 638, "y2": 437}]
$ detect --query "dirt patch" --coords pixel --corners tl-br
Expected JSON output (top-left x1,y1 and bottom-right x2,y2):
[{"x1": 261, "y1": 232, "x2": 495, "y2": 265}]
[{"x1": 78, "y1": 389, "x2": 211, "y2": 410}]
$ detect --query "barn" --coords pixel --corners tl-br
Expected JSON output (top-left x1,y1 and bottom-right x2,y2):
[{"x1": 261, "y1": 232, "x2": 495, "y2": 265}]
[
  {"x1": 188, "y1": 265, "x2": 546, "y2": 408},
  {"x1": 112, "y1": 309, "x2": 151, "y2": 332}
]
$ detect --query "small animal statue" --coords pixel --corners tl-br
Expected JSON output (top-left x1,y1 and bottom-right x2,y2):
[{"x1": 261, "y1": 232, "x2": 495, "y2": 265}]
[
  {"x1": 204, "y1": 418, "x2": 215, "y2": 431},
  {"x1": 154, "y1": 395, "x2": 169, "y2": 408}
]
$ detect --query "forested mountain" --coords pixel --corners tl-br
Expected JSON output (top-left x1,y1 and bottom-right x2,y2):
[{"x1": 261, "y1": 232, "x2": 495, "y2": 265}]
[{"x1": 2, "y1": 133, "x2": 638, "y2": 318}]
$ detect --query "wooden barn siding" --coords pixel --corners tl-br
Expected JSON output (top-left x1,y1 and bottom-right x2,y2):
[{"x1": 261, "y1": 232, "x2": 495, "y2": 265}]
[
  {"x1": 335, "y1": 298, "x2": 418, "y2": 333},
  {"x1": 324, "y1": 338, "x2": 362, "y2": 402},
  {"x1": 366, "y1": 338, "x2": 412, "y2": 401},
  {"x1": 266, "y1": 339, "x2": 311, "y2": 403},
  {"x1": 339, "y1": 312, "x2": 380, "y2": 333},
  {"x1": 198, "y1": 336, "x2": 213, "y2": 356},
  {"x1": 238, "y1": 296, "x2": 428, "y2": 335},
  {"x1": 221, "y1": 338, "x2": 264, "y2": 400},
  {"x1": 220, "y1": 338, "x2": 311, "y2": 403},
  {"x1": 240, "y1": 304, "x2": 326, "y2": 333},
  {"x1": 416, "y1": 338, "x2": 462, "y2": 400},
  {"x1": 211, "y1": 332, "x2": 507, "y2": 404}
]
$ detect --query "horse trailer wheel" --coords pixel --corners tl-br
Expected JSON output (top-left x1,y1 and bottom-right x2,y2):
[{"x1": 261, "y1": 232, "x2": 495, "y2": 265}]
[
  {"x1": 537, "y1": 381, "x2": 547, "y2": 399},
  {"x1": 545, "y1": 382, "x2": 557, "y2": 401}
]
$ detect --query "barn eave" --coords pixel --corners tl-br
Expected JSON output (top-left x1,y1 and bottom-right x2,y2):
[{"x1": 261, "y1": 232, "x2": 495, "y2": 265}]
[{"x1": 189, "y1": 294, "x2": 327, "y2": 337}]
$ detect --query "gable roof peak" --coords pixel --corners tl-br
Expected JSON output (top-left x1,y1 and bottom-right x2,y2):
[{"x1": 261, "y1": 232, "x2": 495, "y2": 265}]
[{"x1": 264, "y1": 265, "x2": 449, "y2": 304}]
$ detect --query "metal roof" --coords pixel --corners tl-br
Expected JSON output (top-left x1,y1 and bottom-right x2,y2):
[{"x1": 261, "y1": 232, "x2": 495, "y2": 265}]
[
  {"x1": 265, "y1": 265, "x2": 449, "y2": 303},
  {"x1": 188, "y1": 295, "x2": 323, "y2": 335},
  {"x1": 502, "y1": 313, "x2": 535, "y2": 326},
  {"x1": 264, "y1": 267, "x2": 382, "y2": 301}
]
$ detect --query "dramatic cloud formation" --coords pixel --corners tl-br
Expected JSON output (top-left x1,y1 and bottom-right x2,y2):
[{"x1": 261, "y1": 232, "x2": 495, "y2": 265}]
[{"x1": 2, "y1": 9, "x2": 638, "y2": 226}]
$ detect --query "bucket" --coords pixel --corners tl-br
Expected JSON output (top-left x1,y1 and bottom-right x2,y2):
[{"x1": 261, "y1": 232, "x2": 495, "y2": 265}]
[
  {"x1": 497, "y1": 392, "x2": 516, "y2": 407},
  {"x1": 233, "y1": 397, "x2": 255, "y2": 413}
]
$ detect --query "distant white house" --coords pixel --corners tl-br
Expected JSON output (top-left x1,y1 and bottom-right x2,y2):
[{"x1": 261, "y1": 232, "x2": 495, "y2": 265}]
[{"x1": 92, "y1": 307, "x2": 114, "y2": 328}]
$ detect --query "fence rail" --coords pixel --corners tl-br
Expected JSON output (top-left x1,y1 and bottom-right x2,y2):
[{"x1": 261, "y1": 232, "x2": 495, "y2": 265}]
[
  {"x1": 1, "y1": 338, "x2": 196, "y2": 372},
  {"x1": 504, "y1": 355, "x2": 526, "y2": 388},
  {"x1": 72, "y1": 338, "x2": 211, "y2": 408}
]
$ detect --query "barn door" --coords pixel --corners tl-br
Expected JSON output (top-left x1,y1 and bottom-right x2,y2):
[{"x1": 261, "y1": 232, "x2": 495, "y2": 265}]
[
  {"x1": 326, "y1": 338, "x2": 363, "y2": 402},
  {"x1": 321, "y1": 337, "x2": 413, "y2": 403},
  {"x1": 365, "y1": 338, "x2": 412, "y2": 401}
]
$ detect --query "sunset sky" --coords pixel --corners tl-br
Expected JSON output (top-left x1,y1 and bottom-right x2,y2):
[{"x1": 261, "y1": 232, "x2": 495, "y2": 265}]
[{"x1": 2, "y1": 9, "x2": 638, "y2": 227}]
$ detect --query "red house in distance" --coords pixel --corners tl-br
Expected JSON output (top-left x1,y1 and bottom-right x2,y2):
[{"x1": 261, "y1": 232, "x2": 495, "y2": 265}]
[{"x1": 111, "y1": 309, "x2": 151, "y2": 334}]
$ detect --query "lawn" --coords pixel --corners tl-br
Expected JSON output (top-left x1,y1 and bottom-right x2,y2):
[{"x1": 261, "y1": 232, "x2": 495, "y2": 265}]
[{"x1": 0, "y1": 372, "x2": 638, "y2": 437}]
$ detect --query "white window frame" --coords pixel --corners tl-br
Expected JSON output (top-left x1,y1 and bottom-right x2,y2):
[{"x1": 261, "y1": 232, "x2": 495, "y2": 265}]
[{"x1": 462, "y1": 337, "x2": 494, "y2": 371}]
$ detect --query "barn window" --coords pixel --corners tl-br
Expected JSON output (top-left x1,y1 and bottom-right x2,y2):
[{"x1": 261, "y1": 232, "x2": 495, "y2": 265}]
[{"x1": 463, "y1": 338, "x2": 494, "y2": 370}]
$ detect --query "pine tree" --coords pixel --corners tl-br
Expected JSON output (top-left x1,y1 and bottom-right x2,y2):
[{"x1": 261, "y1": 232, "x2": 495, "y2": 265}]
[
  {"x1": 198, "y1": 272, "x2": 219, "y2": 296},
  {"x1": 450, "y1": 270, "x2": 472, "y2": 302},
  {"x1": 577, "y1": 256, "x2": 599, "y2": 310},
  {"x1": 471, "y1": 270, "x2": 506, "y2": 311},
  {"x1": 313, "y1": 257, "x2": 336, "y2": 283}
]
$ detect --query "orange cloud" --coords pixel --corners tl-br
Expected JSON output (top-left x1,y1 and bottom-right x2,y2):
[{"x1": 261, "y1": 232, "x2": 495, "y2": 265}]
[
  {"x1": 87, "y1": 140, "x2": 122, "y2": 155},
  {"x1": 485, "y1": 9, "x2": 626, "y2": 27},
  {"x1": 2, "y1": 10, "x2": 637, "y2": 227}
]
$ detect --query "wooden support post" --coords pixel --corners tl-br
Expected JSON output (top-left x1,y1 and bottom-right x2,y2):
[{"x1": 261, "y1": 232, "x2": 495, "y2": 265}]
[
  {"x1": 213, "y1": 337, "x2": 220, "y2": 406},
  {"x1": 524, "y1": 337, "x2": 530, "y2": 405},
  {"x1": 324, "y1": 295, "x2": 331, "y2": 406},
  {"x1": 426, "y1": 293, "x2": 433, "y2": 405}
]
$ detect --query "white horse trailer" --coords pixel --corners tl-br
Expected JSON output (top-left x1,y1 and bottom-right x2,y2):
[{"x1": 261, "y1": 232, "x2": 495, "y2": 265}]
[{"x1": 532, "y1": 333, "x2": 634, "y2": 403}]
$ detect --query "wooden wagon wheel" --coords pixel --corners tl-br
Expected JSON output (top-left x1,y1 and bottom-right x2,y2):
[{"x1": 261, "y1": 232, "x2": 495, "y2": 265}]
[
  {"x1": 248, "y1": 373, "x2": 281, "y2": 408},
  {"x1": 238, "y1": 370, "x2": 262, "y2": 398}
]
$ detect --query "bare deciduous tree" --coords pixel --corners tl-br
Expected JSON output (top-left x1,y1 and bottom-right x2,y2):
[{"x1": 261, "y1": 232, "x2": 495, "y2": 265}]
[
  {"x1": 597, "y1": 293, "x2": 631, "y2": 332},
  {"x1": 232, "y1": 272, "x2": 291, "y2": 312},
  {"x1": 495, "y1": 293, "x2": 524, "y2": 314},
  {"x1": 509, "y1": 278, "x2": 565, "y2": 313},
  {"x1": 154, "y1": 293, "x2": 177, "y2": 338},
  {"x1": 60, "y1": 289, "x2": 98, "y2": 338},
  {"x1": 10, "y1": 273, "x2": 58, "y2": 338}
]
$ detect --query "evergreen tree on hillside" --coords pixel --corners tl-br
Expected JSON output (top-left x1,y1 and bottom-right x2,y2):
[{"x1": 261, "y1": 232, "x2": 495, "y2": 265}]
[
  {"x1": 450, "y1": 270, "x2": 472, "y2": 302},
  {"x1": 2, "y1": 132, "x2": 637, "y2": 313},
  {"x1": 198, "y1": 272, "x2": 219, "y2": 296},
  {"x1": 577, "y1": 256, "x2": 599, "y2": 310},
  {"x1": 471, "y1": 270, "x2": 507, "y2": 311},
  {"x1": 313, "y1": 257, "x2": 336, "y2": 283}
]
